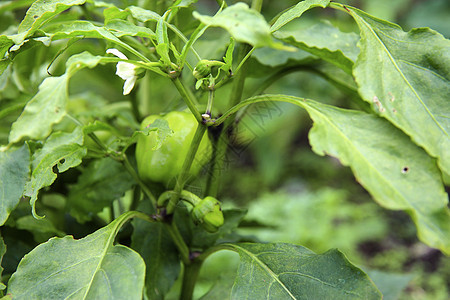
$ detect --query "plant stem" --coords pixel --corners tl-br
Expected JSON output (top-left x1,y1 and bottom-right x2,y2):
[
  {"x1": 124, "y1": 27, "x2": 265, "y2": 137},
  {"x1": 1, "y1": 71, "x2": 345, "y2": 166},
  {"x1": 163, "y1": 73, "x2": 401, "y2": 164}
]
[
  {"x1": 166, "y1": 124, "x2": 207, "y2": 214},
  {"x1": 164, "y1": 221, "x2": 190, "y2": 264},
  {"x1": 251, "y1": 0, "x2": 263, "y2": 11},
  {"x1": 172, "y1": 77, "x2": 202, "y2": 122},
  {"x1": 130, "y1": 93, "x2": 141, "y2": 122},
  {"x1": 180, "y1": 261, "x2": 203, "y2": 300},
  {"x1": 206, "y1": 90, "x2": 214, "y2": 115},
  {"x1": 122, "y1": 154, "x2": 157, "y2": 207},
  {"x1": 214, "y1": 0, "x2": 227, "y2": 8},
  {"x1": 206, "y1": 43, "x2": 252, "y2": 197}
]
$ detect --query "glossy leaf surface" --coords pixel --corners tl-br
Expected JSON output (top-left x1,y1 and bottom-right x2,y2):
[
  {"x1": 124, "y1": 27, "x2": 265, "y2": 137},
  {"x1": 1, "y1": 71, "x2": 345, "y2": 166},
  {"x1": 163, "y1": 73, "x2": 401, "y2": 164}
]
[{"x1": 224, "y1": 243, "x2": 381, "y2": 299}]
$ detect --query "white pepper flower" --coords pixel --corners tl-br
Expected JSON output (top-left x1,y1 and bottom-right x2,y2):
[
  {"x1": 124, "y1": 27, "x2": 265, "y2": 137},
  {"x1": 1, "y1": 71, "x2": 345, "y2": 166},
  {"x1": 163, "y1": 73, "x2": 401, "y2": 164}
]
[{"x1": 106, "y1": 48, "x2": 137, "y2": 95}]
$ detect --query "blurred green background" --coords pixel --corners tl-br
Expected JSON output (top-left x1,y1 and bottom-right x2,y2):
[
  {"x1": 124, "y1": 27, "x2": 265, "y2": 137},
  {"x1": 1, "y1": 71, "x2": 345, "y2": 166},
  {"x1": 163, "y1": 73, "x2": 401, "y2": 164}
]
[{"x1": 0, "y1": 0, "x2": 449, "y2": 299}]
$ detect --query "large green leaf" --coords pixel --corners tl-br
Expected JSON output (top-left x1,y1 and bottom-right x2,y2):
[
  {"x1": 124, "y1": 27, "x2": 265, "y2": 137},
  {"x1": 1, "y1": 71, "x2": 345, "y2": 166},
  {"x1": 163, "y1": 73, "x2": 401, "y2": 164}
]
[
  {"x1": 8, "y1": 52, "x2": 104, "y2": 143},
  {"x1": 25, "y1": 127, "x2": 87, "y2": 218},
  {"x1": 193, "y1": 3, "x2": 288, "y2": 49},
  {"x1": 131, "y1": 201, "x2": 180, "y2": 300},
  {"x1": 7, "y1": 211, "x2": 146, "y2": 300},
  {"x1": 67, "y1": 158, "x2": 134, "y2": 223},
  {"x1": 299, "y1": 98, "x2": 450, "y2": 254},
  {"x1": 222, "y1": 243, "x2": 381, "y2": 299},
  {"x1": 0, "y1": 144, "x2": 30, "y2": 225},
  {"x1": 341, "y1": 5, "x2": 450, "y2": 174},
  {"x1": 271, "y1": 0, "x2": 330, "y2": 32},
  {"x1": 274, "y1": 21, "x2": 360, "y2": 74},
  {"x1": 219, "y1": 95, "x2": 450, "y2": 254}
]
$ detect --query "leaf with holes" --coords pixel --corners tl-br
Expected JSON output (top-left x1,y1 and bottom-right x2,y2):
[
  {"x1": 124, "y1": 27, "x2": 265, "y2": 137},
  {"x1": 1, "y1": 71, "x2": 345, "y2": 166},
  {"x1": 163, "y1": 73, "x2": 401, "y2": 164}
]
[
  {"x1": 24, "y1": 127, "x2": 87, "y2": 218},
  {"x1": 223, "y1": 243, "x2": 381, "y2": 299},
  {"x1": 7, "y1": 211, "x2": 145, "y2": 300}
]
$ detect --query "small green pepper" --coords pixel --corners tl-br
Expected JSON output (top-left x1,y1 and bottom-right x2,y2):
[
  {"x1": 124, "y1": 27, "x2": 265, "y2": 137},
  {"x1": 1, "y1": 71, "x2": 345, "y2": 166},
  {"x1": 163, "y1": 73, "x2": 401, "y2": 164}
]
[
  {"x1": 191, "y1": 196, "x2": 224, "y2": 233},
  {"x1": 136, "y1": 111, "x2": 212, "y2": 186}
]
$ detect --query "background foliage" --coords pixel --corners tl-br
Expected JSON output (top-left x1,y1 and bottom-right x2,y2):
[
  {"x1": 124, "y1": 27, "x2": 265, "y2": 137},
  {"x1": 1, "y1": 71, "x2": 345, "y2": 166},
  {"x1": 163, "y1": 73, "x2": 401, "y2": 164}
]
[{"x1": 0, "y1": 0, "x2": 449, "y2": 299}]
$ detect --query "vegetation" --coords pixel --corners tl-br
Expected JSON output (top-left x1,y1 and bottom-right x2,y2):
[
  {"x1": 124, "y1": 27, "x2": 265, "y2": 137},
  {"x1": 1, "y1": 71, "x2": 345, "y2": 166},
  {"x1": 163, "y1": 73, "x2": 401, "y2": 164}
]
[{"x1": 0, "y1": 0, "x2": 448, "y2": 299}]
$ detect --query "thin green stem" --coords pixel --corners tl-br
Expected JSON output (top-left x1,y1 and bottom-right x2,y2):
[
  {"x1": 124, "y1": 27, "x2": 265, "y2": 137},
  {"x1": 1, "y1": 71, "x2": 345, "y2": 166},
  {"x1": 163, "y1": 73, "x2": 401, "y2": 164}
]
[
  {"x1": 122, "y1": 154, "x2": 157, "y2": 207},
  {"x1": 206, "y1": 90, "x2": 214, "y2": 115},
  {"x1": 206, "y1": 43, "x2": 252, "y2": 197},
  {"x1": 172, "y1": 77, "x2": 202, "y2": 122},
  {"x1": 214, "y1": 0, "x2": 227, "y2": 8},
  {"x1": 66, "y1": 113, "x2": 110, "y2": 152},
  {"x1": 180, "y1": 261, "x2": 203, "y2": 300},
  {"x1": 251, "y1": 0, "x2": 263, "y2": 11},
  {"x1": 234, "y1": 47, "x2": 255, "y2": 76},
  {"x1": 130, "y1": 93, "x2": 141, "y2": 122},
  {"x1": 164, "y1": 221, "x2": 190, "y2": 264},
  {"x1": 166, "y1": 124, "x2": 207, "y2": 214},
  {"x1": 157, "y1": 189, "x2": 202, "y2": 207},
  {"x1": 214, "y1": 94, "x2": 306, "y2": 127}
]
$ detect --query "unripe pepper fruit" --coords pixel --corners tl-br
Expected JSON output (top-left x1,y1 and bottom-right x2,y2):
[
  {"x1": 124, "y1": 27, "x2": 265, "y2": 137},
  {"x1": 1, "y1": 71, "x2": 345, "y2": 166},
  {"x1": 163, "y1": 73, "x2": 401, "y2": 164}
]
[{"x1": 136, "y1": 111, "x2": 212, "y2": 186}]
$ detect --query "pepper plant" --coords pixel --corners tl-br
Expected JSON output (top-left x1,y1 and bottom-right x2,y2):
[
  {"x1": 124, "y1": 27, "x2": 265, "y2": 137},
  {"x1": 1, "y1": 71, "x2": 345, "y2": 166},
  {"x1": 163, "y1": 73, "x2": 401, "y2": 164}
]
[{"x1": 0, "y1": 0, "x2": 449, "y2": 299}]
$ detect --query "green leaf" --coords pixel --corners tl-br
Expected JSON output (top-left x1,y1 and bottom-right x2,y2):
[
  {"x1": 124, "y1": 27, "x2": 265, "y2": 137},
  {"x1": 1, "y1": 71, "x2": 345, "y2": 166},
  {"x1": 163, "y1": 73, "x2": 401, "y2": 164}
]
[
  {"x1": 0, "y1": 144, "x2": 30, "y2": 225},
  {"x1": 131, "y1": 201, "x2": 179, "y2": 300},
  {"x1": 0, "y1": 235, "x2": 6, "y2": 290},
  {"x1": 67, "y1": 158, "x2": 134, "y2": 223},
  {"x1": 274, "y1": 20, "x2": 360, "y2": 74},
  {"x1": 45, "y1": 20, "x2": 148, "y2": 60},
  {"x1": 24, "y1": 127, "x2": 87, "y2": 218},
  {"x1": 193, "y1": 3, "x2": 289, "y2": 50},
  {"x1": 18, "y1": 0, "x2": 87, "y2": 34},
  {"x1": 222, "y1": 95, "x2": 450, "y2": 254},
  {"x1": 271, "y1": 0, "x2": 330, "y2": 32},
  {"x1": 7, "y1": 211, "x2": 146, "y2": 299},
  {"x1": 127, "y1": 6, "x2": 160, "y2": 23},
  {"x1": 299, "y1": 98, "x2": 450, "y2": 254},
  {"x1": 365, "y1": 270, "x2": 412, "y2": 300},
  {"x1": 223, "y1": 243, "x2": 381, "y2": 299},
  {"x1": 8, "y1": 74, "x2": 69, "y2": 143},
  {"x1": 252, "y1": 47, "x2": 313, "y2": 67},
  {"x1": 342, "y1": 5, "x2": 450, "y2": 174},
  {"x1": 105, "y1": 19, "x2": 155, "y2": 39},
  {"x1": 15, "y1": 215, "x2": 66, "y2": 240},
  {"x1": 124, "y1": 118, "x2": 173, "y2": 152}
]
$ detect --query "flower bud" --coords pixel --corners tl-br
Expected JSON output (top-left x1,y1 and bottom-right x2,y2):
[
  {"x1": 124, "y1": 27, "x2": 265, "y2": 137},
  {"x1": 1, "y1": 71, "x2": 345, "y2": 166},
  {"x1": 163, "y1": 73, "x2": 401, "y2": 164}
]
[
  {"x1": 193, "y1": 60, "x2": 212, "y2": 79},
  {"x1": 191, "y1": 196, "x2": 224, "y2": 233}
]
